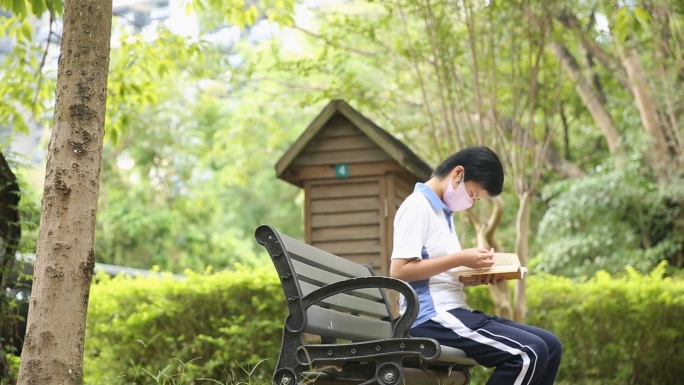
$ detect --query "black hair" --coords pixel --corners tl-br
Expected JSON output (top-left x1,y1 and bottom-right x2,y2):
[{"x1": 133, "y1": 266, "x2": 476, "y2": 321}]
[{"x1": 433, "y1": 146, "x2": 504, "y2": 196}]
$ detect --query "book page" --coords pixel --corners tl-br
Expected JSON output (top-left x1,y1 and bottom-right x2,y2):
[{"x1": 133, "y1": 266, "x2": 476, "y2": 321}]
[{"x1": 491, "y1": 253, "x2": 520, "y2": 266}]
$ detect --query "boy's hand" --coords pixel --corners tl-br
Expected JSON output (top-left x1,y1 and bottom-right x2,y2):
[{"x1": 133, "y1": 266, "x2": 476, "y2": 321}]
[{"x1": 458, "y1": 247, "x2": 495, "y2": 269}]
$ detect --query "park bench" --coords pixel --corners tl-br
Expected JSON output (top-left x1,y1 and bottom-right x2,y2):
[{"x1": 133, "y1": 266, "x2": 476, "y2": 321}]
[{"x1": 254, "y1": 224, "x2": 478, "y2": 385}]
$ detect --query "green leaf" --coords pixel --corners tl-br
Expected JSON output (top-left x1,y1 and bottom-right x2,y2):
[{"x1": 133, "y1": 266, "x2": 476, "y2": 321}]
[
  {"x1": 51, "y1": 0, "x2": 63, "y2": 15},
  {"x1": 1, "y1": 0, "x2": 13, "y2": 12},
  {"x1": 11, "y1": 0, "x2": 27, "y2": 19},
  {"x1": 30, "y1": 0, "x2": 44, "y2": 16},
  {"x1": 20, "y1": 19, "x2": 32, "y2": 40},
  {"x1": 614, "y1": 10, "x2": 633, "y2": 42},
  {"x1": 633, "y1": 6, "x2": 651, "y2": 25}
]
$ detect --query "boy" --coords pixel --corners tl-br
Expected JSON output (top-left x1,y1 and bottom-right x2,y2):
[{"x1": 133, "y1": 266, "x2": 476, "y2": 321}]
[{"x1": 390, "y1": 146, "x2": 561, "y2": 385}]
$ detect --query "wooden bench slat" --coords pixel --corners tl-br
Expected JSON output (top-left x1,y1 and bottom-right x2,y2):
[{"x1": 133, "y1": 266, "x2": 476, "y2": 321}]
[
  {"x1": 291, "y1": 259, "x2": 385, "y2": 302},
  {"x1": 299, "y1": 281, "x2": 390, "y2": 319},
  {"x1": 279, "y1": 233, "x2": 374, "y2": 278},
  {"x1": 306, "y1": 306, "x2": 393, "y2": 341}
]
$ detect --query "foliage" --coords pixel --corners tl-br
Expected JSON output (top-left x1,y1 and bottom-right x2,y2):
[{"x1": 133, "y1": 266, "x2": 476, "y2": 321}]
[
  {"x1": 1, "y1": 353, "x2": 19, "y2": 384},
  {"x1": 3, "y1": 0, "x2": 681, "y2": 274},
  {"x1": 105, "y1": 29, "x2": 227, "y2": 144},
  {"x1": 83, "y1": 264, "x2": 684, "y2": 385},
  {"x1": 94, "y1": 76, "x2": 309, "y2": 271},
  {"x1": 0, "y1": 13, "x2": 57, "y2": 135},
  {"x1": 1, "y1": 0, "x2": 308, "y2": 272},
  {"x1": 0, "y1": 0, "x2": 62, "y2": 20},
  {"x1": 192, "y1": 0, "x2": 296, "y2": 31},
  {"x1": 0, "y1": 152, "x2": 40, "y2": 375},
  {"x1": 466, "y1": 263, "x2": 684, "y2": 385},
  {"x1": 260, "y1": 0, "x2": 684, "y2": 254},
  {"x1": 535, "y1": 153, "x2": 684, "y2": 277},
  {"x1": 84, "y1": 266, "x2": 287, "y2": 384}
]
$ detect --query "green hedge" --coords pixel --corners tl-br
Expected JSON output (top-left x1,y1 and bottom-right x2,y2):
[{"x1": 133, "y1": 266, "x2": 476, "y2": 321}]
[
  {"x1": 466, "y1": 262, "x2": 684, "y2": 385},
  {"x1": 84, "y1": 266, "x2": 286, "y2": 384},
  {"x1": 84, "y1": 263, "x2": 684, "y2": 385}
]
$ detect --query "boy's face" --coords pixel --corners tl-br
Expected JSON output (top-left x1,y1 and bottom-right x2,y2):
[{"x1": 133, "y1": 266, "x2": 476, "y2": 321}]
[
  {"x1": 464, "y1": 180, "x2": 488, "y2": 201},
  {"x1": 451, "y1": 166, "x2": 489, "y2": 201}
]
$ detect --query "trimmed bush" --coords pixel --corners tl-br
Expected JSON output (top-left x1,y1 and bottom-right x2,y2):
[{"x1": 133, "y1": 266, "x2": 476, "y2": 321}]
[
  {"x1": 466, "y1": 262, "x2": 684, "y2": 385},
  {"x1": 84, "y1": 265, "x2": 286, "y2": 384},
  {"x1": 85, "y1": 263, "x2": 684, "y2": 385}
]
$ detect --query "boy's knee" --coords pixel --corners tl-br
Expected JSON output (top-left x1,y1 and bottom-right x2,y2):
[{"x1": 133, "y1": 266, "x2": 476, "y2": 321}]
[
  {"x1": 546, "y1": 332, "x2": 563, "y2": 355},
  {"x1": 529, "y1": 338, "x2": 550, "y2": 365}
]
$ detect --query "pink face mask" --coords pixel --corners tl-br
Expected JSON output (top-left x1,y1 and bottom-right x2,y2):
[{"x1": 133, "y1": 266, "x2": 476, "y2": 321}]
[{"x1": 443, "y1": 177, "x2": 473, "y2": 212}]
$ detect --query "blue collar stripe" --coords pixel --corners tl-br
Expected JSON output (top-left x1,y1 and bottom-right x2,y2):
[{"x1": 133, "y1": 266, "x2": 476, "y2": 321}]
[
  {"x1": 415, "y1": 183, "x2": 453, "y2": 232},
  {"x1": 415, "y1": 183, "x2": 449, "y2": 212}
]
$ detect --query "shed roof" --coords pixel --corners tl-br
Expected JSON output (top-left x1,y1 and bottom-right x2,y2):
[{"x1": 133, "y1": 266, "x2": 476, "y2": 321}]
[{"x1": 276, "y1": 100, "x2": 433, "y2": 183}]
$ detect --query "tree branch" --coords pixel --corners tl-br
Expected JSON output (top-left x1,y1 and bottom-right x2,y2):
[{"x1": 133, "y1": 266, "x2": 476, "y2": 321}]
[
  {"x1": 395, "y1": 0, "x2": 442, "y2": 158},
  {"x1": 500, "y1": 117, "x2": 586, "y2": 179},
  {"x1": 33, "y1": 9, "x2": 55, "y2": 105},
  {"x1": 291, "y1": 25, "x2": 377, "y2": 57},
  {"x1": 555, "y1": 9, "x2": 632, "y2": 91}
]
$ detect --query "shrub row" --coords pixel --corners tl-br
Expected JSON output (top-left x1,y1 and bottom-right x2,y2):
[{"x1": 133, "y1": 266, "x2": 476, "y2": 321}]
[
  {"x1": 84, "y1": 263, "x2": 684, "y2": 385},
  {"x1": 85, "y1": 266, "x2": 286, "y2": 384},
  {"x1": 468, "y1": 262, "x2": 684, "y2": 385}
]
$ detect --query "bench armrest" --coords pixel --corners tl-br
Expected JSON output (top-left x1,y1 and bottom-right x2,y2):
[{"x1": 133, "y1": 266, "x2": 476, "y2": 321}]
[{"x1": 302, "y1": 276, "x2": 419, "y2": 338}]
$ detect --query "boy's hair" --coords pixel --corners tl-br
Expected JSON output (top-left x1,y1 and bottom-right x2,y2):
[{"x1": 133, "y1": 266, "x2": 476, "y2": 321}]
[{"x1": 433, "y1": 146, "x2": 504, "y2": 196}]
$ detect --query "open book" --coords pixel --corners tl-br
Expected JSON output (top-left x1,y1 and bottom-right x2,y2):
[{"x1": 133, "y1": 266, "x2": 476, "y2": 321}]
[{"x1": 450, "y1": 253, "x2": 528, "y2": 280}]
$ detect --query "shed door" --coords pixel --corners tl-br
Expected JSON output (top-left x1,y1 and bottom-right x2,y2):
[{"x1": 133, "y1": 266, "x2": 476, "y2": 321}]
[{"x1": 306, "y1": 177, "x2": 385, "y2": 274}]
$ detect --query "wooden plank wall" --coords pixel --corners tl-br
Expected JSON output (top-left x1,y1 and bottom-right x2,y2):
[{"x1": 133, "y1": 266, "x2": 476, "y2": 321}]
[
  {"x1": 292, "y1": 113, "x2": 392, "y2": 167},
  {"x1": 384, "y1": 174, "x2": 417, "y2": 317},
  {"x1": 393, "y1": 175, "x2": 414, "y2": 211},
  {"x1": 308, "y1": 178, "x2": 382, "y2": 272}
]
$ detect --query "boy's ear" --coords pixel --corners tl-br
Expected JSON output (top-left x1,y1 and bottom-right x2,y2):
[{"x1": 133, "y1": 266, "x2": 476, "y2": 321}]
[{"x1": 451, "y1": 165, "x2": 464, "y2": 180}]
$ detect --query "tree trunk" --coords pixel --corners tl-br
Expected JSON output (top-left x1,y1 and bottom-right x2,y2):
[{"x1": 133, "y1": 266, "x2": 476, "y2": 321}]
[
  {"x1": 482, "y1": 197, "x2": 514, "y2": 319},
  {"x1": 513, "y1": 191, "x2": 532, "y2": 324},
  {"x1": 467, "y1": 197, "x2": 514, "y2": 319},
  {"x1": 620, "y1": 47, "x2": 681, "y2": 176},
  {"x1": 548, "y1": 42, "x2": 621, "y2": 154},
  {"x1": 545, "y1": 148, "x2": 585, "y2": 179},
  {"x1": 0, "y1": 150, "x2": 21, "y2": 383},
  {"x1": 17, "y1": 0, "x2": 112, "y2": 383}
]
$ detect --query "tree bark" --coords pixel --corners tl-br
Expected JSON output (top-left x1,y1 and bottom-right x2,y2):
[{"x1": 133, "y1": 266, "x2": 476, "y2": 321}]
[
  {"x1": 620, "y1": 47, "x2": 681, "y2": 175},
  {"x1": 555, "y1": 10, "x2": 632, "y2": 92},
  {"x1": 548, "y1": 42, "x2": 621, "y2": 153},
  {"x1": 546, "y1": 148, "x2": 585, "y2": 179},
  {"x1": 467, "y1": 197, "x2": 514, "y2": 319},
  {"x1": 501, "y1": 117, "x2": 585, "y2": 179},
  {"x1": 483, "y1": 197, "x2": 513, "y2": 320},
  {"x1": 513, "y1": 191, "x2": 532, "y2": 324},
  {"x1": 0, "y1": 150, "x2": 21, "y2": 383},
  {"x1": 17, "y1": 0, "x2": 112, "y2": 383}
]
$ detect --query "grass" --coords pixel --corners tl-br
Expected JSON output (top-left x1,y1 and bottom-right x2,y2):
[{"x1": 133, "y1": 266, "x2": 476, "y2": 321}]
[{"x1": 0, "y1": 353, "x2": 639, "y2": 385}]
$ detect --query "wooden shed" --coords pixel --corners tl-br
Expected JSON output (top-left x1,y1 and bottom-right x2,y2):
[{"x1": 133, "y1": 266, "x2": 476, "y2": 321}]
[{"x1": 276, "y1": 100, "x2": 433, "y2": 277}]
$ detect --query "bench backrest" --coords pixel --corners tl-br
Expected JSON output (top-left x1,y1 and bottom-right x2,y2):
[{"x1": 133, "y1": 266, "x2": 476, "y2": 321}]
[{"x1": 255, "y1": 225, "x2": 394, "y2": 342}]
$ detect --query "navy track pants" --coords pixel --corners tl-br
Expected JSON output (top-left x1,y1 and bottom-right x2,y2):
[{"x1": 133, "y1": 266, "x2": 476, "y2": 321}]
[{"x1": 410, "y1": 308, "x2": 562, "y2": 385}]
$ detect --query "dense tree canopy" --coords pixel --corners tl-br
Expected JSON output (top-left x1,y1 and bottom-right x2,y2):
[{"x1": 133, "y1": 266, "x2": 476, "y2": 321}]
[{"x1": 2, "y1": 0, "x2": 682, "y2": 292}]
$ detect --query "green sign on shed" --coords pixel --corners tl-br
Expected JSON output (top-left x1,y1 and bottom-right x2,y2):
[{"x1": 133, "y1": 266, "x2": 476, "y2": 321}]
[{"x1": 276, "y1": 100, "x2": 432, "y2": 277}]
